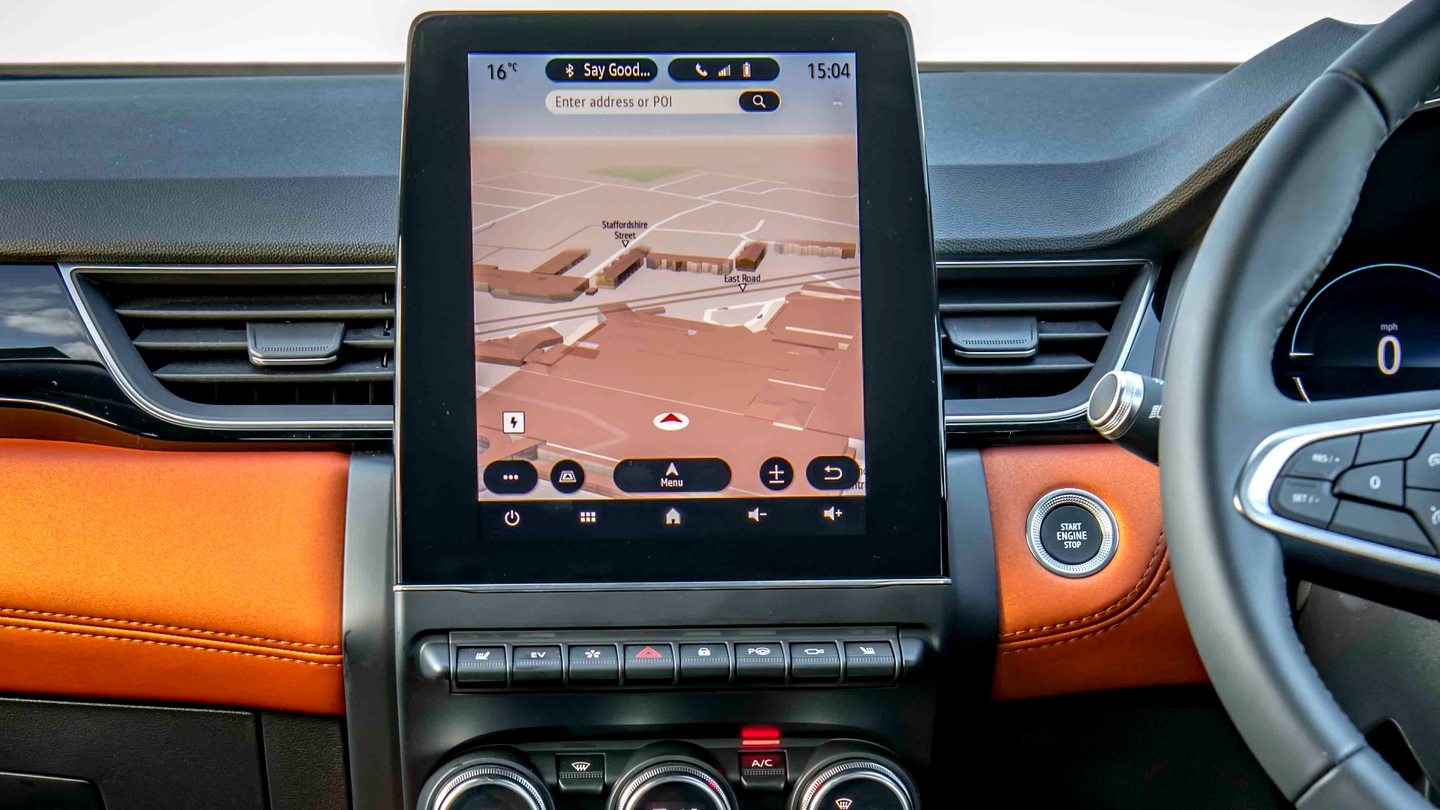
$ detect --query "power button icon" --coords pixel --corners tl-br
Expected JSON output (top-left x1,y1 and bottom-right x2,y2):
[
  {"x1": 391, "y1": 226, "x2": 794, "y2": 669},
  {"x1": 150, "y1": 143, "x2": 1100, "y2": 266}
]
[{"x1": 503, "y1": 509, "x2": 521, "y2": 528}]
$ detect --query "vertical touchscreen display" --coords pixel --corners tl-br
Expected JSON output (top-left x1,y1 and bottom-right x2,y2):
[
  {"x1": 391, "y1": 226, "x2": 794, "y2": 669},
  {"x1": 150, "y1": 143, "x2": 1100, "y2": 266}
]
[{"x1": 467, "y1": 52, "x2": 866, "y2": 539}]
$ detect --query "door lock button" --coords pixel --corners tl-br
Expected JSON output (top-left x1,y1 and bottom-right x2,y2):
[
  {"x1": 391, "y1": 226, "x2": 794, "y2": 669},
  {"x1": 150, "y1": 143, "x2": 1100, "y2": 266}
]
[{"x1": 678, "y1": 643, "x2": 730, "y2": 682}]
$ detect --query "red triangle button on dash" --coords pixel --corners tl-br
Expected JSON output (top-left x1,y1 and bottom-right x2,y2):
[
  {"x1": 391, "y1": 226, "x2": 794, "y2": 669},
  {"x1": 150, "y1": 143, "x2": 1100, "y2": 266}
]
[{"x1": 634, "y1": 646, "x2": 664, "y2": 659}]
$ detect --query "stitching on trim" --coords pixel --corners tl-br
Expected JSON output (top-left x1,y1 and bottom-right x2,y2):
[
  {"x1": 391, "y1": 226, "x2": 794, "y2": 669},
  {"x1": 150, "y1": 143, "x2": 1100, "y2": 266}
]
[
  {"x1": 0, "y1": 615, "x2": 342, "y2": 660},
  {"x1": 0, "y1": 622, "x2": 342, "y2": 667},
  {"x1": 1000, "y1": 565, "x2": 1173, "y2": 654},
  {"x1": 1000, "y1": 531, "x2": 1166, "y2": 638},
  {"x1": 0, "y1": 607, "x2": 338, "y2": 650}
]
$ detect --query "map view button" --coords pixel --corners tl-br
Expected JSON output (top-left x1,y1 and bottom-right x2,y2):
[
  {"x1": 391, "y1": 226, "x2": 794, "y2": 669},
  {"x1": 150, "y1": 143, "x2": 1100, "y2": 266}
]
[{"x1": 613, "y1": 458, "x2": 733, "y2": 493}]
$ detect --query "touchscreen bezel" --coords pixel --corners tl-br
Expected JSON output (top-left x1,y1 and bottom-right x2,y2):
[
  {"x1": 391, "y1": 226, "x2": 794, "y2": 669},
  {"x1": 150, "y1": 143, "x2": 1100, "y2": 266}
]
[{"x1": 398, "y1": 11, "x2": 944, "y2": 585}]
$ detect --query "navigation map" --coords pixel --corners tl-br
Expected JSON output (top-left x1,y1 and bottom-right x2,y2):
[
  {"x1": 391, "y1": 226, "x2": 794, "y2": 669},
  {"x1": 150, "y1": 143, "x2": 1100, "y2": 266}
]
[{"x1": 470, "y1": 54, "x2": 864, "y2": 501}]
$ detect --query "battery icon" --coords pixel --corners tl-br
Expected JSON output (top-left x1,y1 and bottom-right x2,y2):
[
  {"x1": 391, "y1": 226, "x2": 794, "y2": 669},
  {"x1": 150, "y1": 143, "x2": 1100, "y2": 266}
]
[{"x1": 742, "y1": 61, "x2": 751, "y2": 78}]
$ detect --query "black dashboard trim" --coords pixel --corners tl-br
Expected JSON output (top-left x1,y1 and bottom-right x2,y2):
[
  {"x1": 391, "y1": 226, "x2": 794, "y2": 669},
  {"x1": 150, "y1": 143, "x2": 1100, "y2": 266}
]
[{"x1": 62, "y1": 263, "x2": 395, "y2": 432}]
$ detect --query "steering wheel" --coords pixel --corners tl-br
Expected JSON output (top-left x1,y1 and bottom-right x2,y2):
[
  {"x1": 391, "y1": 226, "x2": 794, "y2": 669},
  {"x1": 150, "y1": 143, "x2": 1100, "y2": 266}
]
[{"x1": 1163, "y1": 1, "x2": 1440, "y2": 807}]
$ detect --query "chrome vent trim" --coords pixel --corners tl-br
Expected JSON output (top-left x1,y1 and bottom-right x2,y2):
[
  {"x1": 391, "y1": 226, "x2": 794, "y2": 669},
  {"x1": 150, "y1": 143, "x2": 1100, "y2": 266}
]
[
  {"x1": 62, "y1": 264, "x2": 395, "y2": 431},
  {"x1": 938, "y1": 258, "x2": 1156, "y2": 427}
]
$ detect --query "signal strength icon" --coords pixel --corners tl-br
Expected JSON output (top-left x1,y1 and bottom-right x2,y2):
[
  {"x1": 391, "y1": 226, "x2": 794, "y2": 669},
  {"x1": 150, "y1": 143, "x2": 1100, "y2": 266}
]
[{"x1": 717, "y1": 64, "x2": 732, "y2": 78}]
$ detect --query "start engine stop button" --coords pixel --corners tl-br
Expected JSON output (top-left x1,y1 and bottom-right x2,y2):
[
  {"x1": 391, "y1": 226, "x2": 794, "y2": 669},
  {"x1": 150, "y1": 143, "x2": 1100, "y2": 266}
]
[
  {"x1": 1041, "y1": 504, "x2": 1102, "y2": 564},
  {"x1": 1027, "y1": 489, "x2": 1118, "y2": 577}
]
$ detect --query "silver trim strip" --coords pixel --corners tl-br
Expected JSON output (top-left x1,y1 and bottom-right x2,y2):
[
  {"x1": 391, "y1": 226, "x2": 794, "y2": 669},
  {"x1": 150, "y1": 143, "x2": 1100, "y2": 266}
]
[
  {"x1": 395, "y1": 577, "x2": 950, "y2": 594},
  {"x1": 937, "y1": 258, "x2": 1155, "y2": 426},
  {"x1": 0, "y1": 397, "x2": 120, "y2": 427},
  {"x1": 1237, "y1": 408, "x2": 1440, "y2": 576},
  {"x1": 60, "y1": 263, "x2": 395, "y2": 431},
  {"x1": 1026, "y1": 488, "x2": 1118, "y2": 577}
]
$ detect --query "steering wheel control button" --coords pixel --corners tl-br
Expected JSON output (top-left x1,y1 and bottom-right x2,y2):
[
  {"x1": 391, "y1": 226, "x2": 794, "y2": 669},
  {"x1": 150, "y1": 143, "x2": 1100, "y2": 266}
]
[
  {"x1": 1271, "y1": 477, "x2": 1339, "y2": 528},
  {"x1": 1026, "y1": 489, "x2": 1118, "y2": 577},
  {"x1": 788, "y1": 642, "x2": 841, "y2": 680},
  {"x1": 805, "y1": 455, "x2": 861, "y2": 490},
  {"x1": 483, "y1": 459, "x2": 539, "y2": 494},
  {"x1": 735, "y1": 644, "x2": 787, "y2": 682},
  {"x1": 738, "y1": 752, "x2": 787, "y2": 791},
  {"x1": 623, "y1": 644, "x2": 676, "y2": 681},
  {"x1": 455, "y1": 646, "x2": 508, "y2": 686},
  {"x1": 1334, "y1": 461, "x2": 1404, "y2": 507},
  {"x1": 678, "y1": 643, "x2": 731, "y2": 682},
  {"x1": 843, "y1": 642, "x2": 897, "y2": 680},
  {"x1": 568, "y1": 644, "x2": 619, "y2": 684},
  {"x1": 1354, "y1": 424, "x2": 1430, "y2": 465},
  {"x1": 1040, "y1": 504, "x2": 1102, "y2": 564},
  {"x1": 556, "y1": 755, "x2": 605, "y2": 794},
  {"x1": 1405, "y1": 427, "x2": 1440, "y2": 489},
  {"x1": 1404, "y1": 489, "x2": 1440, "y2": 550},
  {"x1": 512, "y1": 646, "x2": 563, "y2": 684},
  {"x1": 1329, "y1": 501, "x2": 1436, "y2": 557},
  {"x1": 1283, "y1": 434, "x2": 1359, "y2": 480}
]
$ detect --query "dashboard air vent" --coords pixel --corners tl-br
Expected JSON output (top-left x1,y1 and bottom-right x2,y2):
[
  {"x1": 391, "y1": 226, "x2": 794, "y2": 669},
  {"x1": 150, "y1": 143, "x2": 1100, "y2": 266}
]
[
  {"x1": 938, "y1": 261, "x2": 1154, "y2": 424},
  {"x1": 66, "y1": 266, "x2": 395, "y2": 431}
]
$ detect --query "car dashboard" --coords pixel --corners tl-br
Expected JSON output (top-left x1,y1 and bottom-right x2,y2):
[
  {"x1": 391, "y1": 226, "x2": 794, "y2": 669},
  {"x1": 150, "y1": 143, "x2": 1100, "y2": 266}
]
[{"x1": 0, "y1": 13, "x2": 1434, "y2": 810}]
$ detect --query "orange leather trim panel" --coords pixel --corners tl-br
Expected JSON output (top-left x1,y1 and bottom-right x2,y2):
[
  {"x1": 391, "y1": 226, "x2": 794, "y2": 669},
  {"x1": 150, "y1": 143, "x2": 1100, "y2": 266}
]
[
  {"x1": 984, "y1": 444, "x2": 1207, "y2": 700},
  {"x1": 0, "y1": 439, "x2": 348, "y2": 714}
]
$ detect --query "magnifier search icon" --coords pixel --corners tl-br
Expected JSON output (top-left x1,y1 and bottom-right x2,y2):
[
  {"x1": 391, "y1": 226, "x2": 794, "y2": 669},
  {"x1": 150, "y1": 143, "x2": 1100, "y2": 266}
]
[{"x1": 739, "y1": 90, "x2": 780, "y2": 112}]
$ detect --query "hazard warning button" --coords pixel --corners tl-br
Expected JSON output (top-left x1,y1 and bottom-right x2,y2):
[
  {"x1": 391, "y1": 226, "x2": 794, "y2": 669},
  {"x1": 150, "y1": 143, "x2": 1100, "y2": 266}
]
[{"x1": 624, "y1": 643, "x2": 676, "y2": 682}]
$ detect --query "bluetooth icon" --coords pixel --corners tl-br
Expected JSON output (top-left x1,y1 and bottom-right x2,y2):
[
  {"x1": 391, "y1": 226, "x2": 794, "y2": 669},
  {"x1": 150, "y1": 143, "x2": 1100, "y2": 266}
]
[{"x1": 565, "y1": 63, "x2": 575, "y2": 78}]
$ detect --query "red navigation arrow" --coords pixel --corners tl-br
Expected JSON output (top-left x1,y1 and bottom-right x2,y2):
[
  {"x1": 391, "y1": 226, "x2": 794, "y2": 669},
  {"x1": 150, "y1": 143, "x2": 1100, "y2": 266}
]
[{"x1": 659, "y1": 413, "x2": 683, "y2": 424}]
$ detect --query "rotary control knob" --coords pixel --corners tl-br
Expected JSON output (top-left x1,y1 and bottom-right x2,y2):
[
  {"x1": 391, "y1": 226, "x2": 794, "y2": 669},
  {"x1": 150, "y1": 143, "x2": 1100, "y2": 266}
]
[
  {"x1": 793, "y1": 758, "x2": 916, "y2": 810},
  {"x1": 419, "y1": 754, "x2": 553, "y2": 810},
  {"x1": 609, "y1": 761, "x2": 735, "y2": 810}
]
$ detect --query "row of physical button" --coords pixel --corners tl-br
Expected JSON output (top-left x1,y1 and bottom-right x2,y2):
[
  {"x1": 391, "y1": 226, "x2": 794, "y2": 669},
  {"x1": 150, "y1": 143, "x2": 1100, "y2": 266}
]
[{"x1": 455, "y1": 641, "x2": 896, "y2": 687}]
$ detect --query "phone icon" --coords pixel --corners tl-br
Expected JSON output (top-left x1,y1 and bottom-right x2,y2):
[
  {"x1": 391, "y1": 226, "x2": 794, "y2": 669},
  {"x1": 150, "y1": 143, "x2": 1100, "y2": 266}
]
[{"x1": 694, "y1": 62, "x2": 708, "y2": 77}]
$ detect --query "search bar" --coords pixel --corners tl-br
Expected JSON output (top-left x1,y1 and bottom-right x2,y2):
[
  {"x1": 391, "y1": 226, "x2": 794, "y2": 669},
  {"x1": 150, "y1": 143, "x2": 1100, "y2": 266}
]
[{"x1": 545, "y1": 89, "x2": 779, "y2": 115}]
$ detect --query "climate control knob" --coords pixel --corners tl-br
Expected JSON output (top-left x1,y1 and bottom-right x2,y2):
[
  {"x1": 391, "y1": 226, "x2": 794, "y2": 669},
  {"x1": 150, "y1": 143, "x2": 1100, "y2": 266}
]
[
  {"x1": 418, "y1": 753, "x2": 553, "y2": 810},
  {"x1": 609, "y1": 760, "x2": 735, "y2": 810},
  {"x1": 793, "y1": 757, "x2": 916, "y2": 810}
]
